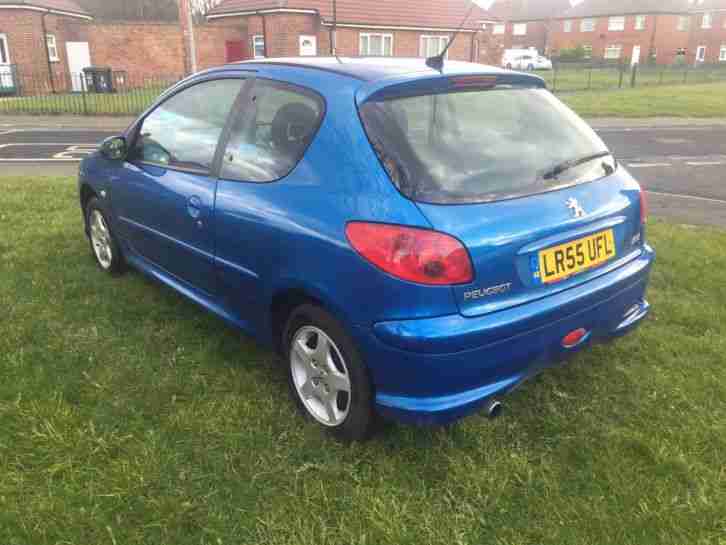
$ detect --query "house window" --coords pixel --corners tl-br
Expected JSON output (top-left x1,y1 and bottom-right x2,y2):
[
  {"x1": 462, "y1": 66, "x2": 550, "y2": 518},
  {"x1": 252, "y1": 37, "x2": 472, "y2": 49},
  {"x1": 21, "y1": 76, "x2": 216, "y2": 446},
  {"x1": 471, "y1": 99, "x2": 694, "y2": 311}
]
[
  {"x1": 702, "y1": 13, "x2": 712, "y2": 29},
  {"x1": 696, "y1": 45, "x2": 706, "y2": 62},
  {"x1": 581, "y1": 18, "x2": 596, "y2": 32},
  {"x1": 604, "y1": 44, "x2": 622, "y2": 59},
  {"x1": 359, "y1": 33, "x2": 393, "y2": 56},
  {"x1": 513, "y1": 23, "x2": 527, "y2": 36},
  {"x1": 608, "y1": 16, "x2": 625, "y2": 31},
  {"x1": 564, "y1": 20, "x2": 573, "y2": 32},
  {"x1": 635, "y1": 15, "x2": 646, "y2": 30},
  {"x1": 420, "y1": 35, "x2": 449, "y2": 58},
  {"x1": 493, "y1": 23, "x2": 505, "y2": 35},
  {"x1": 720, "y1": 45, "x2": 726, "y2": 61},
  {"x1": 46, "y1": 34, "x2": 59, "y2": 62},
  {"x1": 677, "y1": 15, "x2": 690, "y2": 31},
  {"x1": 0, "y1": 34, "x2": 10, "y2": 64},
  {"x1": 582, "y1": 44, "x2": 592, "y2": 59},
  {"x1": 252, "y1": 35, "x2": 265, "y2": 58}
]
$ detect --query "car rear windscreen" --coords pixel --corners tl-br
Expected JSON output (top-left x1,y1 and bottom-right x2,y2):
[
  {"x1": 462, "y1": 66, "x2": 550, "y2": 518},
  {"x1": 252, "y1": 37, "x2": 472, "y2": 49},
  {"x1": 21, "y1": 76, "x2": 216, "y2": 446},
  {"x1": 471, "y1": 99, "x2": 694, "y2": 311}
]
[{"x1": 359, "y1": 87, "x2": 614, "y2": 204}]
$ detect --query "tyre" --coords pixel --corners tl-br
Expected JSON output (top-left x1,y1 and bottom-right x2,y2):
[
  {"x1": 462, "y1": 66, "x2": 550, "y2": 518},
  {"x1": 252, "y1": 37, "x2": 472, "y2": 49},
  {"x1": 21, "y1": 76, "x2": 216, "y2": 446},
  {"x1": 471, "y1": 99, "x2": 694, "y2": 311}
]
[
  {"x1": 86, "y1": 197, "x2": 124, "y2": 275},
  {"x1": 283, "y1": 304, "x2": 374, "y2": 441}
]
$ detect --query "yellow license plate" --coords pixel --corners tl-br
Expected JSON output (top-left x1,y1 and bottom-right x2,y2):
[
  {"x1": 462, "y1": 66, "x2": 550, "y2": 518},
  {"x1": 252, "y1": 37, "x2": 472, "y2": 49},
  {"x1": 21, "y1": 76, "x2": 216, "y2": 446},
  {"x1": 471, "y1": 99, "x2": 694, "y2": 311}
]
[{"x1": 538, "y1": 229, "x2": 616, "y2": 284}]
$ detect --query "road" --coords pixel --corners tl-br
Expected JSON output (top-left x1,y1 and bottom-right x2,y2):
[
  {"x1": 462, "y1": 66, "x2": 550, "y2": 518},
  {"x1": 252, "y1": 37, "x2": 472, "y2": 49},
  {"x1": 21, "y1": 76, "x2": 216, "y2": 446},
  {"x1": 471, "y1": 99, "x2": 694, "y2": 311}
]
[{"x1": 1, "y1": 122, "x2": 725, "y2": 227}]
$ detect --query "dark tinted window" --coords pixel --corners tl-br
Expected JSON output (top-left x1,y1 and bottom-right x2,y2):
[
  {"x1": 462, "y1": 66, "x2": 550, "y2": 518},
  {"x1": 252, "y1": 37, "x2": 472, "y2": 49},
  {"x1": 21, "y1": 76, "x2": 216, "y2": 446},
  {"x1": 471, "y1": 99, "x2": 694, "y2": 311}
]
[
  {"x1": 360, "y1": 88, "x2": 612, "y2": 204},
  {"x1": 133, "y1": 79, "x2": 245, "y2": 171},
  {"x1": 220, "y1": 80, "x2": 324, "y2": 182}
]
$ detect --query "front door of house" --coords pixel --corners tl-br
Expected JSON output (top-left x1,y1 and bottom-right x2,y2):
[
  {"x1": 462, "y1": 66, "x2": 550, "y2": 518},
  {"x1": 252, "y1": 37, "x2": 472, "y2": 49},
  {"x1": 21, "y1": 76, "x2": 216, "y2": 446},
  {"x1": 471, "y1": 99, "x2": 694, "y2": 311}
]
[
  {"x1": 0, "y1": 33, "x2": 15, "y2": 92},
  {"x1": 631, "y1": 45, "x2": 641, "y2": 66},
  {"x1": 299, "y1": 35, "x2": 317, "y2": 56},
  {"x1": 696, "y1": 46, "x2": 706, "y2": 65},
  {"x1": 66, "y1": 42, "x2": 91, "y2": 92}
]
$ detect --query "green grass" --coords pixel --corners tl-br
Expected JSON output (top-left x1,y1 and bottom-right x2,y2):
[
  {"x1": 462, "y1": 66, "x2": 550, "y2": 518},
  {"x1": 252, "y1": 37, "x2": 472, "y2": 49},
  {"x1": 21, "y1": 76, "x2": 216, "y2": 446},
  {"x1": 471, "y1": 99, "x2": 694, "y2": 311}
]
[
  {"x1": 562, "y1": 82, "x2": 726, "y2": 118},
  {"x1": 1, "y1": 176, "x2": 726, "y2": 545}
]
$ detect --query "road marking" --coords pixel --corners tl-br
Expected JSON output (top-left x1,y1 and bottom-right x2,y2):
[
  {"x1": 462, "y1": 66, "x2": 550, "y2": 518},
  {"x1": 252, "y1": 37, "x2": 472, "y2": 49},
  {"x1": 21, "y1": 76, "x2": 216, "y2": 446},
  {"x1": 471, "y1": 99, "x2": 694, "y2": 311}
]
[
  {"x1": 685, "y1": 161, "x2": 723, "y2": 166},
  {"x1": 596, "y1": 126, "x2": 725, "y2": 133},
  {"x1": 648, "y1": 191, "x2": 726, "y2": 205},
  {"x1": 628, "y1": 162, "x2": 672, "y2": 168}
]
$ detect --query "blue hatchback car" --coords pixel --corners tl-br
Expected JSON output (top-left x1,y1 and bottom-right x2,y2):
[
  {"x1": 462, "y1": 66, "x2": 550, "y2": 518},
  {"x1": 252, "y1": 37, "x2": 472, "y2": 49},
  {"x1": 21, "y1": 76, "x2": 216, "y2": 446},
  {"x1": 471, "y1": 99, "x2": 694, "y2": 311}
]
[{"x1": 79, "y1": 57, "x2": 654, "y2": 440}]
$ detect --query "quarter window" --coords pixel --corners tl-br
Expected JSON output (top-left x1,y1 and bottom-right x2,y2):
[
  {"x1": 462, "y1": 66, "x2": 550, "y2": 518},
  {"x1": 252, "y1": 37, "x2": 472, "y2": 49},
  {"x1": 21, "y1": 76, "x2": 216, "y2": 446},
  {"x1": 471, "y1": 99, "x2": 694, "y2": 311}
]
[
  {"x1": 360, "y1": 33, "x2": 393, "y2": 56},
  {"x1": 608, "y1": 16, "x2": 625, "y2": 31},
  {"x1": 634, "y1": 15, "x2": 646, "y2": 30},
  {"x1": 581, "y1": 18, "x2": 596, "y2": 32},
  {"x1": 133, "y1": 79, "x2": 246, "y2": 172},
  {"x1": 220, "y1": 80, "x2": 324, "y2": 183},
  {"x1": 604, "y1": 44, "x2": 622, "y2": 59},
  {"x1": 252, "y1": 35, "x2": 265, "y2": 58},
  {"x1": 420, "y1": 35, "x2": 449, "y2": 58},
  {"x1": 46, "y1": 34, "x2": 59, "y2": 62},
  {"x1": 513, "y1": 23, "x2": 527, "y2": 36}
]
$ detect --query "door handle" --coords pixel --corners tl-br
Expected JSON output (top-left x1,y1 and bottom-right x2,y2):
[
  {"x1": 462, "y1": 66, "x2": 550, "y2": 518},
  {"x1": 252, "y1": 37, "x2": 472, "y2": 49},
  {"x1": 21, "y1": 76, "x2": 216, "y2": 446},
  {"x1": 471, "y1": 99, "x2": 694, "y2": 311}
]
[{"x1": 187, "y1": 195, "x2": 203, "y2": 219}]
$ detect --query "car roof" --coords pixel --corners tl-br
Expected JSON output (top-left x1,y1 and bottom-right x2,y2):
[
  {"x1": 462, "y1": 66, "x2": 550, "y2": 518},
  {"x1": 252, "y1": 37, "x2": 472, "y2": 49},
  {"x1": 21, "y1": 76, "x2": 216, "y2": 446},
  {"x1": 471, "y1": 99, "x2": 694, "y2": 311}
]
[{"x1": 221, "y1": 56, "x2": 515, "y2": 83}]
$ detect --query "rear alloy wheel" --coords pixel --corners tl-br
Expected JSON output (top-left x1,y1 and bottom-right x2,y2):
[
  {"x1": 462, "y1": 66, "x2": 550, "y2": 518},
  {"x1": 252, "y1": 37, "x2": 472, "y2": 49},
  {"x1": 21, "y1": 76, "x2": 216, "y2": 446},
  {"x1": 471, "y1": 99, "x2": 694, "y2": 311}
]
[
  {"x1": 86, "y1": 197, "x2": 124, "y2": 275},
  {"x1": 284, "y1": 305, "x2": 374, "y2": 441}
]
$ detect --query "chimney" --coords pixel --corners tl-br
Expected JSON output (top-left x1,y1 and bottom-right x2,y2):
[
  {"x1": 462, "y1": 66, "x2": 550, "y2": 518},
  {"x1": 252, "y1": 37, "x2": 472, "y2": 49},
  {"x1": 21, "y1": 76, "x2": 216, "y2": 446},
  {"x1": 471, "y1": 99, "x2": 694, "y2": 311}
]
[{"x1": 178, "y1": 0, "x2": 198, "y2": 74}]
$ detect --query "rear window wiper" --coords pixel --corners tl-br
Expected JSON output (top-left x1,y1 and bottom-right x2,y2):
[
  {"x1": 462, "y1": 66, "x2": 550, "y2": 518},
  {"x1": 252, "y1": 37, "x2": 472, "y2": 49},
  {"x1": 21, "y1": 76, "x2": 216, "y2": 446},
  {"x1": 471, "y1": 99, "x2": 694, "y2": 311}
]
[{"x1": 541, "y1": 151, "x2": 613, "y2": 180}]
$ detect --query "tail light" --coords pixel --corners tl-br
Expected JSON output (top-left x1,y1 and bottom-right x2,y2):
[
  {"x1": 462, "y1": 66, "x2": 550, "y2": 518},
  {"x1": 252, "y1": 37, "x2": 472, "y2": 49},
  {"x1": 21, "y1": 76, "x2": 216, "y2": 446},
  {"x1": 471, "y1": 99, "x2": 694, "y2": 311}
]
[
  {"x1": 345, "y1": 222, "x2": 473, "y2": 285},
  {"x1": 639, "y1": 186, "x2": 648, "y2": 225}
]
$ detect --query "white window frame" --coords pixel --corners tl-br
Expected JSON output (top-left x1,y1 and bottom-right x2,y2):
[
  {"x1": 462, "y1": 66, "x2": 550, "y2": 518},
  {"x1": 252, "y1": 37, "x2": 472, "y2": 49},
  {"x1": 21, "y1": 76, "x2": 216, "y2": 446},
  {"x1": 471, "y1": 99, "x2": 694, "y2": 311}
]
[
  {"x1": 563, "y1": 20, "x2": 573, "y2": 32},
  {"x1": 513, "y1": 23, "x2": 527, "y2": 36},
  {"x1": 608, "y1": 16, "x2": 625, "y2": 31},
  {"x1": 419, "y1": 35, "x2": 449, "y2": 58},
  {"x1": 359, "y1": 32, "x2": 393, "y2": 56},
  {"x1": 702, "y1": 13, "x2": 712, "y2": 29},
  {"x1": 492, "y1": 23, "x2": 505, "y2": 35},
  {"x1": 696, "y1": 45, "x2": 706, "y2": 62},
  {"x1": 581, "y1": 18, "x2": 596, "y2": 32},
  {"x1": 252, "y1": 35, "x2": 265, "y2": 58},
  {"x1": 677, "y1": 15, "x2": 690, "y2": 31},
  {"x1": 0, "y1": 33, "x2": 10, "y2": 65},
  {"x1": 634, "y1": 15, "x2": 646, "y2": 30},
  {"x1": 720, "y1": 45, "x2": 726, "y2": 61},
  {"x1": 45, "y1": 33, "x2": 59, "y2": 62},
  {"x1": 604, "y1": 44, "x2": 622, "y2": 59}
]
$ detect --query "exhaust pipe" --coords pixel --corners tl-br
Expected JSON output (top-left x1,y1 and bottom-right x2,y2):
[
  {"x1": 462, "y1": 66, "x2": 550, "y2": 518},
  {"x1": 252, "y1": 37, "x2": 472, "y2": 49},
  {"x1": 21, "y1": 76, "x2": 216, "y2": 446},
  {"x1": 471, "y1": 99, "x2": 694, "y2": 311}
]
[{"x1": 485, "y1": 399, "x2": 503, "y2": 419}]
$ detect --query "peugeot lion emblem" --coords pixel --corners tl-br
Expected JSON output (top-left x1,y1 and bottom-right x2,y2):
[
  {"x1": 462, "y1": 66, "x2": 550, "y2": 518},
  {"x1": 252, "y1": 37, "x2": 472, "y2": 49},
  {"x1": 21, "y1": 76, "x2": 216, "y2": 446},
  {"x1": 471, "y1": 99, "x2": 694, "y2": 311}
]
[{"x1": 566, "y1": 197, "x2": 586, "y2": 218}]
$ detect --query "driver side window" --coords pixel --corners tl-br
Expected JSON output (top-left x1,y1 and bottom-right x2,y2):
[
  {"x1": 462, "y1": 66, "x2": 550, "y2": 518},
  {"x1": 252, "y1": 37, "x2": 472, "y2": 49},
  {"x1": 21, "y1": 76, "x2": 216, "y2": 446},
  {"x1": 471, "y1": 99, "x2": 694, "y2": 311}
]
[{"x1": 133, "y1": 78, "x2": 246, "y2": 172}]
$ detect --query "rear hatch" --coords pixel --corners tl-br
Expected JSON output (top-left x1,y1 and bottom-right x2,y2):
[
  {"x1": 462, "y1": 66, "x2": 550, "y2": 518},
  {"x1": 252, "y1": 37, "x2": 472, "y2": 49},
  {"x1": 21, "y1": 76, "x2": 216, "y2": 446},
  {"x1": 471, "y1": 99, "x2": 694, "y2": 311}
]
[{"x1": 358, "y1": 74, "x2": 646, "y2": 317}]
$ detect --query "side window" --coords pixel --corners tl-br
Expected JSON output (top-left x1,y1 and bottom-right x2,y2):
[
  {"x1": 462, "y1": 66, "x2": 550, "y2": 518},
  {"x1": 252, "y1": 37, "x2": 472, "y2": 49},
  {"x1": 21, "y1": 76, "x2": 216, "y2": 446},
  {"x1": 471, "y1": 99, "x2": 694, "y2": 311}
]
[
  {"x1": 132, "y1": 78, "x2": 245, "y2": 172},
  {"x1": 220, "y1": 79, "x2": 324, "y2": 183}
]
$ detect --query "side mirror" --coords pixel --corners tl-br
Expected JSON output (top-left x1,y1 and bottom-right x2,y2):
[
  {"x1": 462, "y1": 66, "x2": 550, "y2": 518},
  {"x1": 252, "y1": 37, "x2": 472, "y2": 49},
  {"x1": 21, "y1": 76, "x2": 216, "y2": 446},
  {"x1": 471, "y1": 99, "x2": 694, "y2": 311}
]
[{"x1": 100, "y1": 136, "x2": 127, "y2": 161}]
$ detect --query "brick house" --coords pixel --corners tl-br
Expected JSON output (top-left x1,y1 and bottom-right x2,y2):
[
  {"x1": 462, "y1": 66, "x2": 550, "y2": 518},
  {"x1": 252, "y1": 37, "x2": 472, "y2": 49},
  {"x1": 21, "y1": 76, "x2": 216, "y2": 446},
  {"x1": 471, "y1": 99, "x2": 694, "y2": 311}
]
[
  {"x1": 0, "y1": 0, "x2": 93, "y2": 93},
  {"x1": 487, "y1": 0, "x2": 573, "y2": 56},
  {"x1": 549, "y1": 0, "x2": 726, "y2": 65},
  {"x1": 206, "y1": 0, "x2": 500, "y2": 65}
]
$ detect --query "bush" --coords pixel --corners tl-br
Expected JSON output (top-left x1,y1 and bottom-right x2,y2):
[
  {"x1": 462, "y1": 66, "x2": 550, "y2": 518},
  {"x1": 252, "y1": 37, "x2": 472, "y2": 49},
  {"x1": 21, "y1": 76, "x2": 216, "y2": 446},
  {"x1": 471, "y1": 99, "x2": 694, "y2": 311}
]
[{"x1": 558, "y1": 45, "x2": 588, "y2": 62}]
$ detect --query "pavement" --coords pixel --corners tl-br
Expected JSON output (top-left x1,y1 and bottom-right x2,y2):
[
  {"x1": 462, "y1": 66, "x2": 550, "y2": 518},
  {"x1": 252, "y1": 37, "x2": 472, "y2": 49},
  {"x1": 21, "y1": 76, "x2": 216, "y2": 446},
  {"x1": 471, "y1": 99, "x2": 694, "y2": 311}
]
[{"x1": 1, "y1": 115, "x2": 725, "y2": 228}]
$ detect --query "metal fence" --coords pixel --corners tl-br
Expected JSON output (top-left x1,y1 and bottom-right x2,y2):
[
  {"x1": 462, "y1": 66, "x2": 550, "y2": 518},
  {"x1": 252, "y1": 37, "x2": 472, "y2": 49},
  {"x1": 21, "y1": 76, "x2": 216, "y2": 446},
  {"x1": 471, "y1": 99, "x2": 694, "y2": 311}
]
[
  {"x1": 1, "y1": 62, "x2": 726, "y2": 116},
  {"x1": 544, "y1": 61, "x2": 726, "y2": 93},
  {"x1": 0, "y1": 69, "x2": 182, "y2": 116}
]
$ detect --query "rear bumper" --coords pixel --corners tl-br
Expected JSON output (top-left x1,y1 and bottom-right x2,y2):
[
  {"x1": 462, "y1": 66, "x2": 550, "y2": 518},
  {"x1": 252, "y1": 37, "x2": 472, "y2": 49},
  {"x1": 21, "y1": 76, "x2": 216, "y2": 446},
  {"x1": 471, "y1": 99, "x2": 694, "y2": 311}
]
[{"x1": 355, "y1": 245, "x2": 655, "y2": 425}]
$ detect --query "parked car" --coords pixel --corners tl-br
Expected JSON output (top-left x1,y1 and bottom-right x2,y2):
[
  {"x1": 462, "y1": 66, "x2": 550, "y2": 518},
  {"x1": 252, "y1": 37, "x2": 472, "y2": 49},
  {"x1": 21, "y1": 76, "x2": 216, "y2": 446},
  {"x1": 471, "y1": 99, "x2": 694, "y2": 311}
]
[
  {"x1": 79, "y1": 57, "x2": 653, "y2": 440},
  {"x1": 502, "y1": 49, "x2": 553, "y2": 70}
]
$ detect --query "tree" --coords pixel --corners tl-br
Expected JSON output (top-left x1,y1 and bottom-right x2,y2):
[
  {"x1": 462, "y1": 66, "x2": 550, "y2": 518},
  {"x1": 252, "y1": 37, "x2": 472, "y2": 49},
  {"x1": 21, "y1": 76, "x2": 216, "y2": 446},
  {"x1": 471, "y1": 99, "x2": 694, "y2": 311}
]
[
  {"x1": 75, "y1": 0, "x2": 178, "y2": 21},
  {"x1": 190, "y1": 0, "x2": 225, "y2": 23}
]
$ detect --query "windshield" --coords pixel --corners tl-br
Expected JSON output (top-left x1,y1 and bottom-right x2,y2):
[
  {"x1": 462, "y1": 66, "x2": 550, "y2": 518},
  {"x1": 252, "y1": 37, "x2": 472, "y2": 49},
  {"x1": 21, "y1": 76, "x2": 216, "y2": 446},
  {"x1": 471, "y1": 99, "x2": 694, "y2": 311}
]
[{"x1": 359, "y1": 87, "x2": 614, "y2": 204}]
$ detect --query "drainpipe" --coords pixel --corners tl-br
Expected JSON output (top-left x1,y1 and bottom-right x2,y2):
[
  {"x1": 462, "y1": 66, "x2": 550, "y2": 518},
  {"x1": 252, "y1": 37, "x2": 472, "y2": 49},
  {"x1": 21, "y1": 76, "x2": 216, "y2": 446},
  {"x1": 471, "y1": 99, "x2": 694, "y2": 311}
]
[
  {"x1": 41, "y1": 10, "x2": 56, "y2": 93},
  {"x1": 331, "y1": 0, "x2": 337, "y2": 55},
  {"x1": 470, "y1": 32, "x2": 476, "y2": 62},
  {"x1": 261, "y1": 14, "x2": 268, "y2": 57}
]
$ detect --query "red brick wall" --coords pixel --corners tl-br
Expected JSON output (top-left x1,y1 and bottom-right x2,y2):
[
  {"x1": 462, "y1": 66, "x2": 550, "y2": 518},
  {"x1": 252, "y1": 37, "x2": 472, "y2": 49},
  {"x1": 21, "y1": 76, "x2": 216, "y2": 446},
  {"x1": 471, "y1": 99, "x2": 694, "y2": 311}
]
[
  {"x1": 196, "y1": 23, "x2": 247, "y2": 70},
  {"x1": 0, "y1": 9, "x2": 90, "y2": 93},
  {"x1": 549, "y1": 14, "x2": 691, "y2": 65},
  {"x1": 221, "y1": 12, "x2": 486, "y2": 62},
  {"x1": 490, "y1": 20, "x2": 552, "y2": 55},
  {"x1": 688, "y1": 12, "x2": 726, "y2": 64}
]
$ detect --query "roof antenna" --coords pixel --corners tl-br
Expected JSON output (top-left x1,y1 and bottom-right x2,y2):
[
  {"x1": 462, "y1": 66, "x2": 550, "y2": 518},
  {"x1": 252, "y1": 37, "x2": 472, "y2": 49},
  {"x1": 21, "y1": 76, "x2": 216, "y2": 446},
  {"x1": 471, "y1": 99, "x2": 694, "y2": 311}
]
[{"x1": 426, "y1": 0, "x2": 478, "y2": 71}]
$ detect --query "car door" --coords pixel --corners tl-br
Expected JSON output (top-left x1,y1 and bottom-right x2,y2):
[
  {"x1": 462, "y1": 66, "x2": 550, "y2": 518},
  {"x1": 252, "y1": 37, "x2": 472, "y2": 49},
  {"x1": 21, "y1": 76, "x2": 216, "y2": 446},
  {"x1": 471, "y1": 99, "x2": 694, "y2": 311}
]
[{"x1": 112, "y1": 77, "x2": 248, "y2": 295}]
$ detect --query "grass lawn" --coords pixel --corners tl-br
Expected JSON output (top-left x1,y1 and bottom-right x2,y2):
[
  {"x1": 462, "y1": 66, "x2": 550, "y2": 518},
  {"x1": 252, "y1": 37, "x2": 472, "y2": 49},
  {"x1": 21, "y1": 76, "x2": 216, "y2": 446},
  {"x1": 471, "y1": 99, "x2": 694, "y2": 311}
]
[
  {"x1": 562, "y1": 82, "x2": 726, "y2": 118},
  {"x1": 1, "y1": 176, "x2": 725, "y2": 545}
]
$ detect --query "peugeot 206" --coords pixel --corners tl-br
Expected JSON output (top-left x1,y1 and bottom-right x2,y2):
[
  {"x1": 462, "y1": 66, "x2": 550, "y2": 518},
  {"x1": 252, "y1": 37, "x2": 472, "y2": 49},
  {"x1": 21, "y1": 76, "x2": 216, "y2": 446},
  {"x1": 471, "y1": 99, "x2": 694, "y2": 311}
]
[{"x1": 79, "y1": 56, "x2": 654, "y2": 440}]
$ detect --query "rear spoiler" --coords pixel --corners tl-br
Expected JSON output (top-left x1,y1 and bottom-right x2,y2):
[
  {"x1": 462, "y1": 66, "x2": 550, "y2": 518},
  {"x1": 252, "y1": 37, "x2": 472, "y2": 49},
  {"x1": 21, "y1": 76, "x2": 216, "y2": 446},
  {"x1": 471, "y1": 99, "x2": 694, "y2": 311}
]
[{"x1": 355, "y1": 71, "x2": 546, "y2": 105}]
